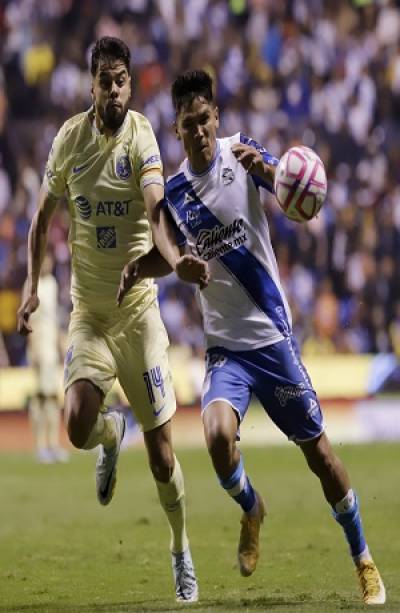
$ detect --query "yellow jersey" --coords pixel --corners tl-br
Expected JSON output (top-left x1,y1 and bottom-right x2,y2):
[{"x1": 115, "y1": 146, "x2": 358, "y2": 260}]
[{"x1": 43, "y1": 108, "x2": 163, "y2": 317}]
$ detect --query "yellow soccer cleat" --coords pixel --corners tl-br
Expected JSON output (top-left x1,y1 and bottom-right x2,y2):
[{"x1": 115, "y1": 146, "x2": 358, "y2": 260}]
[
  {"x1": 238, "y1": 491, "x2": 266, "y2": 577},
  {"x1": 356, "y1": 560, "x2": 386, "y2": 605}
]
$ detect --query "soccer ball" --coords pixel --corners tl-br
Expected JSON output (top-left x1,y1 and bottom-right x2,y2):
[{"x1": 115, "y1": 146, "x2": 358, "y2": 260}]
[{"x1": 274, "y1": 146, "x2": 327, "y2": 222}]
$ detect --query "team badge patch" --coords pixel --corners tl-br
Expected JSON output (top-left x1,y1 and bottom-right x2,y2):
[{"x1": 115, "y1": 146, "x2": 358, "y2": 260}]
[
  {"x1": 96, "y1": 226, "x2": 116, "y2": 248},
  {"x1": 186, "y1": 205, "x2": 202, "y2": 228},
  {"x1": 116, "y1": 154, "x2": 132, "y2": 180},
  {"x1": 222, "y1": 167, "x2": 235, "y2": 186}
]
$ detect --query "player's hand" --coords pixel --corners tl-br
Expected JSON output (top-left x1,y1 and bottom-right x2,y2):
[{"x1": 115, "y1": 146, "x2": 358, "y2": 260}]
[
  {"x1": 231, "y1": 143, "x2": 264, "y2": 175},
  {"x1": 117, "y1": 260, "x2": 140, "y2": 307},
  {"x1": 17, "y1": 292, "x2": 40, "y2": 336},
  {"x1": 175, "y1": 254, "x2": 210, "y2": 289}
]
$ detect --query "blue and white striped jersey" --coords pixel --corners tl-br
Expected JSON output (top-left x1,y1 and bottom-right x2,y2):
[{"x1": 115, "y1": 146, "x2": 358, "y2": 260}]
[{"x1": 165, "y1": 132, "x2": 292, "y2": 351}]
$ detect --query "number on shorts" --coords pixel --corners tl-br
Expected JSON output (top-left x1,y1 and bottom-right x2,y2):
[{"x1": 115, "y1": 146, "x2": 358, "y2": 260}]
[{"x1": 143, "y1": 366, "x2": 165, "y2": 405}]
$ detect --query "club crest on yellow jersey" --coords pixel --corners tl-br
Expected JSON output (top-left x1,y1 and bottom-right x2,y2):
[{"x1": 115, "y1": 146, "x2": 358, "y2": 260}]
[{"x1": 115, "y1": 154, "x2": 132, "y2": 180}]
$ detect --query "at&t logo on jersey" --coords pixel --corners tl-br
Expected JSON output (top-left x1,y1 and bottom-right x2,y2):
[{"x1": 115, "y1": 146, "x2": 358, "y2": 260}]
[
  {"x1": 96, "y1": 200, "x2": 131, "y2": 216},
  {"x1": 74, "y1": 197, "x2": 132, "y2": 219},
  {"x1": 115, "y1": 154, "x2": 132, "y2": 180},
  {"x1": 75, "y1": 196, "x2": 92, "y2": 220},
  {"x1": 195, "y1": 218, "x2": 247, "y2": 260}
]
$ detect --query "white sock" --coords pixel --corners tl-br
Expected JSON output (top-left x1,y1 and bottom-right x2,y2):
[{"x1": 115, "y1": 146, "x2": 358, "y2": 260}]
[
  {"x1": 44, "y1": 398, "x2": 61, "y2": 450},
  {"x1": 354, "y1": 545, "x2": 373, "y2": 565},
  {"x1": 29, "y1": 397, "x2": 47, "y2": 451},
  {"x1": 155, "y1": 455, "x2": 189, "y2": 554},
  {"x1": 335, "y1": 489, "x2": 356, "y2": 514},
  {"x1": 82, "y1": 412, "x2": 117, "y2": 450}
]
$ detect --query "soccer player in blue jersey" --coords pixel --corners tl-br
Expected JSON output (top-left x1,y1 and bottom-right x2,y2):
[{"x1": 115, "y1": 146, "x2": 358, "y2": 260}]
[{"x1": 118, "y1": 70, "x2": 385, "y2": 605}]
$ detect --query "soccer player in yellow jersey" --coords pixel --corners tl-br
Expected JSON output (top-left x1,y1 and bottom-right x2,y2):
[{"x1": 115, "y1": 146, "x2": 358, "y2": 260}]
[{"x1": 17, "y1": 37, "x2": 205, "y2": 603}]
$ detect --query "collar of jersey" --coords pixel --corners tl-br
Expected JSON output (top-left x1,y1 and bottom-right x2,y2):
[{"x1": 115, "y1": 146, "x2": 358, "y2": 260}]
[
  {"x1": 88, "y1": 106, "x2": 128, "y2": 139},
  {"x1": 187, "y1": 141, "x2": 221, "y2": 177}
]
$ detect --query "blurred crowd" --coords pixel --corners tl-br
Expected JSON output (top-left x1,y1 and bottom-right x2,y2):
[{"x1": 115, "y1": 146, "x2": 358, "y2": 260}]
[{"x1": 1, "y1": 0, "x2": 400, "y2": 367}]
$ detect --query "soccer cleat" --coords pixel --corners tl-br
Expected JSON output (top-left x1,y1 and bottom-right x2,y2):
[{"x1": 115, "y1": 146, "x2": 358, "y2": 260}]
[
  {"x1": 238, "y1": 491, "x2": 266, "y2": 577},
  {"x1": 37, "y1": 448, "x2": 55, "y2": 464},
  {"x1": 96, "y1": 410, "x2": 126, "y2": 506},
  {"x1": 356, "y1": 560, "x2": 386, "y2": 605},
  {"x1": 50, "y1": 447, "x2": 70, "y2": 463},
  {"x1": 171, "y1": 548, "x2": 199, "y2": 602}
]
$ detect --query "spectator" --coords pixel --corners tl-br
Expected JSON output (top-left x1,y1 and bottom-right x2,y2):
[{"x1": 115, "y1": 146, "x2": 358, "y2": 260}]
[{"x1": 1, "y1": 0, "x2": 400, "y2": 365}]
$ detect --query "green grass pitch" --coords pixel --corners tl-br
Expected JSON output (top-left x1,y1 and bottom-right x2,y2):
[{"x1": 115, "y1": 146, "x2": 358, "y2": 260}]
[{"x1": 0, "y1": 443, "x2": 398, "y2": 612}]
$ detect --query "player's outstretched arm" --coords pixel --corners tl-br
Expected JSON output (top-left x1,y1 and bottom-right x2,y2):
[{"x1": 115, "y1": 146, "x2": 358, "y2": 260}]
[
  {"x1": 143, "y1": 183, "x2": 209, "y2": 286},
  {"x1": 143, "y1": 183, "x2": 183, "y2": 269},
  {"x1": 17, "y1": 186, "x2": 58, "y2": 335},
  {"x1": 117, "y1": 246, "x2": 173, "y2": 307},
  {"x1": 117, "y1": 247, "x2": 210, "y2": 306},
  {"x1": 231, "y1": 143, "x2": 276, "y2": 189}
]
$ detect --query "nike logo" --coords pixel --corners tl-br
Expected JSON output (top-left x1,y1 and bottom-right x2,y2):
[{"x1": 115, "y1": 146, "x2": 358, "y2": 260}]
[
  {"x1": 100, "y1": 470, "x2": 115, "y2": 499},
  {"x1": 153, "y1": 404, "x2": 165, "y2": 417},
  {"x1": 73, "y1": 163, "x2": 89, "y2": 174}
]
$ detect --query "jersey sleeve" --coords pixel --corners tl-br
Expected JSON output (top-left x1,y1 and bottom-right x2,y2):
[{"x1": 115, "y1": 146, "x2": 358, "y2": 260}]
[
  {"x1": 163, "y1": 196, "x2": 187, "y2": 247},
  {"x1": 43, "y1": 124, "x2": 68, "y2": 198},
  {"x1": 135, "y1": 116, "x2": 164, "y2": 192},
  {"x1": 240, "y1": 133, "x2": 279, "y2": 193}
]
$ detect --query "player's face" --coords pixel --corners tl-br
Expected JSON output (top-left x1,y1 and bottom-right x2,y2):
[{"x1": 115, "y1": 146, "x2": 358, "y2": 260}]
[
  {"x1": 175, "y1": 97, "x2": 219, "y2": 172},
  {"x1": 92, "y1": 59, "x2": 131, "y2": 133}
]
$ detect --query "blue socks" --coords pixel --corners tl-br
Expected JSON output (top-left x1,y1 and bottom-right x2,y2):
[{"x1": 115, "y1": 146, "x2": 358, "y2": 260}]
[
  {"x1": 333, "y1": 490, "x2": 368, "y2": 560},
  {"x1": 219, "y1": 455, "x2": 256, "y2": 513}
]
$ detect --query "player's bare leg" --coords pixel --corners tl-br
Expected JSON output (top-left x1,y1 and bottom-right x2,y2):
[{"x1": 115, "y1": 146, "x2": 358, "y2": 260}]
[
  {"x1": 203, "y1": 401, "x2": 266, "y2": 577},
  {"x1": 300, "y1": 432, "x2": 385, "y2": 605},
  {"x1": 65, "y1": 379, "x2": 125, "y2": 505},
  {"x1": 144, "y1": 420, "x2": 198, "y2": 602}
]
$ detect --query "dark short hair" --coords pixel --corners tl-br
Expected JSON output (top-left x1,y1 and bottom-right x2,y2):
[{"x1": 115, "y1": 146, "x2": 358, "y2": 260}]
[
  {"x1": 171, "y1": 70, "x2": 214, "y2": 114},
  {"x1": 90, "y1": 36, "x2": 130, "y2": 76}
]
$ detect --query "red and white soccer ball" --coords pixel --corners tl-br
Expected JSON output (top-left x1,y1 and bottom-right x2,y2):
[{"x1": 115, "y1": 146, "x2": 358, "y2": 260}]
[{"x1": 274, "y1": 146, "x2": 327, "y2": 223}]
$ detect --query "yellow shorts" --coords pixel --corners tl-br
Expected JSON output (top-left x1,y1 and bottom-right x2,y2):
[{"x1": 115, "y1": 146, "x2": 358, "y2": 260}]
[{"x1": 63, "y1": 300, "x2": 176, "y2": 432}]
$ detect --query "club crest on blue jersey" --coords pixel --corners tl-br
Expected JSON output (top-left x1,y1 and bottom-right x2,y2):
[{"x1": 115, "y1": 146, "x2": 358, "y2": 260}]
[
  {"x1": 115, "y1": 154, "x2": 132, "y2": 180},
  {"x1": 96, "y1": 226, "x2": 116, "y2": 248},
  {"x1": 222, "y1": 167, "x2": 235, "y2": 186},
  {"x1": 186, "y1": 205, "x2": 202, "y2": 229},
  {"x1": 75, "y1": 195, "x2": 92, "y2": 220}
]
